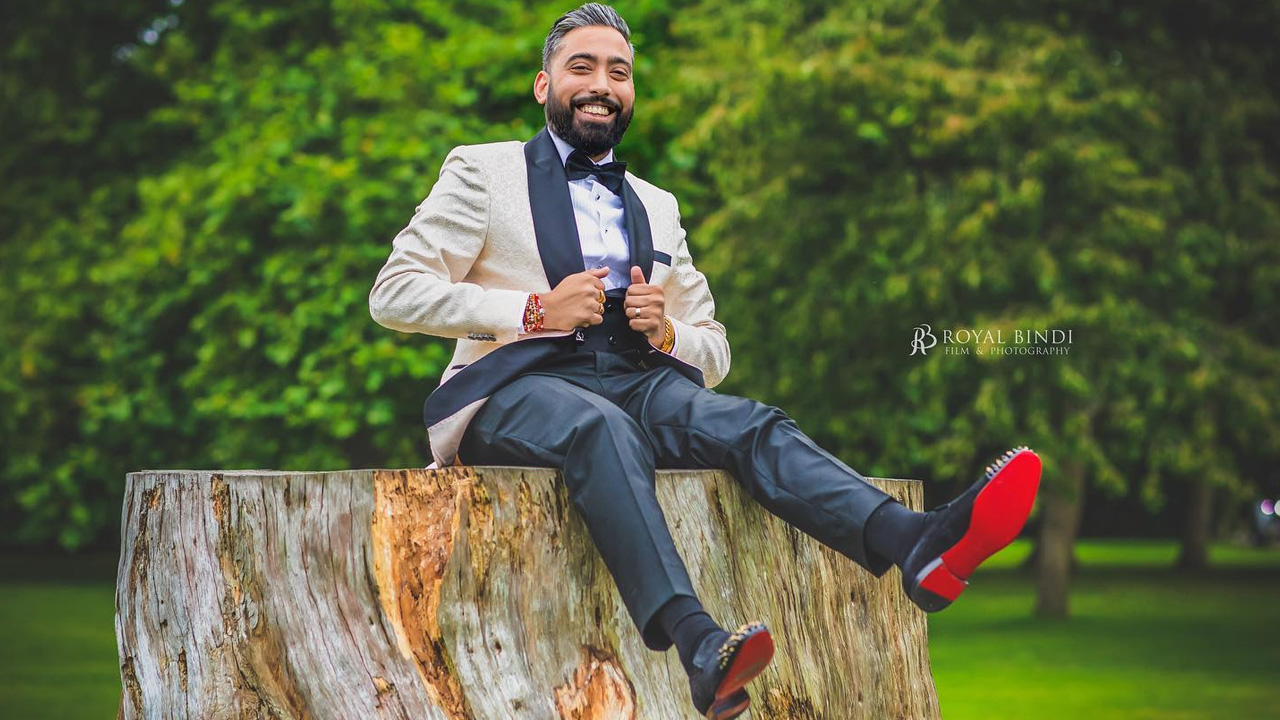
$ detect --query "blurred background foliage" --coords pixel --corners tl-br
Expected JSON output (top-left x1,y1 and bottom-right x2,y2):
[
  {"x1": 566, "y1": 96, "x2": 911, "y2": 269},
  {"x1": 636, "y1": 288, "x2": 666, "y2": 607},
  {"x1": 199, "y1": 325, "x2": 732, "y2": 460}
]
[{"x1": 2, "y1": 0, "x2": 1278, "y2": 615}]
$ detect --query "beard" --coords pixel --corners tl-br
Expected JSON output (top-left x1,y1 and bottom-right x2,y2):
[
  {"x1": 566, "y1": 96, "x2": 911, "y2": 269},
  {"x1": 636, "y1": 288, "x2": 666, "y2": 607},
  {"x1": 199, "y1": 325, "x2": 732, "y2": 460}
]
[{"x1": 545, "y1": 85, "x2": 633, "y2": 157}]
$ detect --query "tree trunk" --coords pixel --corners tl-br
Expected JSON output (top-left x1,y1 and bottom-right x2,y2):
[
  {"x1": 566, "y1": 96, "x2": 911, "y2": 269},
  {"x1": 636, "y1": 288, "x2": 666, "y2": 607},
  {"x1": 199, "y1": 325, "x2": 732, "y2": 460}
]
[
  {"x1": 1176, "y1": 476, "x2": 1212, "y2": 572},
  {"x1": 116, "y1": 468, "x2": 940, "y2": 719},
  {"x1": 1018, "y1": 540, "x2": 1039, "y2": 573},
  {"x1": 1034, "y1": 461, "x2": 1085, "y2": 619}
]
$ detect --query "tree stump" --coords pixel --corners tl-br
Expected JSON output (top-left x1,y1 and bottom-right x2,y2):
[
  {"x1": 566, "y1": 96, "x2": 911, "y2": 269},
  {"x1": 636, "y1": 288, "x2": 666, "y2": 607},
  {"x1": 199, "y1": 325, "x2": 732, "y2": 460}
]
[{"x1": 116, "y1": 468, "x2": 940, "y2": 719}]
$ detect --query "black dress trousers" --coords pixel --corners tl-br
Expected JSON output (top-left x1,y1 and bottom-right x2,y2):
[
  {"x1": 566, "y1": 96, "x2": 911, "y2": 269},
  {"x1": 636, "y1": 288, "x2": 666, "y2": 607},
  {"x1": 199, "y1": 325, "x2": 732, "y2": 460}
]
[{"x1": 457, "y1": 346, "x2": 895, "y2": 652}]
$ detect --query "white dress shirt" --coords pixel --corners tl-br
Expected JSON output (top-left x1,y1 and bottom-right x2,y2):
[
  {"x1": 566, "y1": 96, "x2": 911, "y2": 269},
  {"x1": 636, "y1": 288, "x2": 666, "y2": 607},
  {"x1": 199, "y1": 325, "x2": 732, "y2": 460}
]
[{"x1": 547, "y1": 128, "x2": 633, "y2": 290}]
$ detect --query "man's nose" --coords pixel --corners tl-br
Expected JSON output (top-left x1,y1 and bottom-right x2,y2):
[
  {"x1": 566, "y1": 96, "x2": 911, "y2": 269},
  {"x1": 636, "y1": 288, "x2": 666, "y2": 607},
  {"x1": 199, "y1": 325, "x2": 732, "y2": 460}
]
[{"x1": 587, "y1": 67, "x2": 612, "y2": 95}]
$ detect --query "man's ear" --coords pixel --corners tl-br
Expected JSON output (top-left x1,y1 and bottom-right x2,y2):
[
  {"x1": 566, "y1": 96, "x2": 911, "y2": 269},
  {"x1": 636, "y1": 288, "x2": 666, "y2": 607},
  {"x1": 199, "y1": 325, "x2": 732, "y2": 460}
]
[{"x1": 533, "y1": 70, "x2": 549, "y2": 104}]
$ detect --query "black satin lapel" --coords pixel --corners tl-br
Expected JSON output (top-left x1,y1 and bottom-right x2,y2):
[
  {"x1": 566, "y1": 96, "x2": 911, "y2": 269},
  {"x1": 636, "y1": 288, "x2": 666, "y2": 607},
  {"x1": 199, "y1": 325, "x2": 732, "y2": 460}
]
[
  {"x1": 524, "y1": 127, "x2": 585, "y2": 288},
  {"x1": 621, "y1": 179, "x2": 655, "y2": 282}
]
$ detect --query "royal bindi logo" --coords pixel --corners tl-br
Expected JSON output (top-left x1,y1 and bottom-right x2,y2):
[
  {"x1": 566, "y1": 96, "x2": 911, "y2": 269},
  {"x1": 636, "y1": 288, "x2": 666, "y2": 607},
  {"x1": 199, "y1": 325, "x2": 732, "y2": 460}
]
[
  {"x1": 910, "y1": 325, "x2": 1074, "y2": 357},
  {"x1": 910, "y1": 324, "x2": 938, "y2": 356}
]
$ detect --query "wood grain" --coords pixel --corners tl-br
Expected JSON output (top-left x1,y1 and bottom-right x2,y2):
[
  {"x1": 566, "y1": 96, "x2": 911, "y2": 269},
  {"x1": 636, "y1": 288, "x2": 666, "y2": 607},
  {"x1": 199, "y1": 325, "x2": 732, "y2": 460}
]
[{"x1": 116, "y1": 468, "x2": 940, "y2": 719}]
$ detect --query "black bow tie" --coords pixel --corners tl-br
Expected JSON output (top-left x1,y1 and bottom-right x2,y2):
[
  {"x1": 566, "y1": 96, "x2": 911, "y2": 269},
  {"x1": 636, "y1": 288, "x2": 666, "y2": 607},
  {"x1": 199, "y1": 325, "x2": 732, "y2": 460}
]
[{"x1": 565, "y1": 149, "x2": 627, "y2": 195}]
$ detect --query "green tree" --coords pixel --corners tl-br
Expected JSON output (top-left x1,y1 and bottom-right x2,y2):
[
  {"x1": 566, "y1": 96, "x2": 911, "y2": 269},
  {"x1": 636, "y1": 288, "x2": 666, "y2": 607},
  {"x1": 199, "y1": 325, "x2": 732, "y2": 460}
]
[
  {"x1": 652, "y1": 0, "x2": 1280, "y2": 616},
  {"x1": 0, "y1": 0, "x2": 679, "y2": 549},
  {"x1": 0, "y1": 0, "x2": 184, "y2": 546},
  {"x1": 4, "y1": 0, "x2": 1277, "y2": 603}
]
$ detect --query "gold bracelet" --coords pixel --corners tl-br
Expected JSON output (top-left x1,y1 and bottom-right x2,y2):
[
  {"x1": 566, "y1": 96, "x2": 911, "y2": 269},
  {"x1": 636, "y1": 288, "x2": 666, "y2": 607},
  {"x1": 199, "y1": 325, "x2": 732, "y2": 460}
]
[{"x1": 659, "y1": 316, "x2": 675, "y2": 353}]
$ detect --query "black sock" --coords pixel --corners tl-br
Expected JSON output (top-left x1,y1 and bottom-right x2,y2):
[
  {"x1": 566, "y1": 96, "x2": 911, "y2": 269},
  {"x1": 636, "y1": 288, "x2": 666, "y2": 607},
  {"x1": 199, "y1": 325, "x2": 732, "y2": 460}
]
[
  {"x1": 657, "y1": 595, "x2": 725, "y2": 676},
  {"x1": 864, "y1": 499, "x2": 928, "y2": 568}
]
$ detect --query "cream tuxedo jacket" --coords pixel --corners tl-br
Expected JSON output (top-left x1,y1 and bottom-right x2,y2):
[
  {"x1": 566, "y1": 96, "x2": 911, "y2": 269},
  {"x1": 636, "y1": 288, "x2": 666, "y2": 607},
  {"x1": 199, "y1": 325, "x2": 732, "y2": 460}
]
[{"x1": 369, "y1": 128, "x2": 731, "y2": 467}]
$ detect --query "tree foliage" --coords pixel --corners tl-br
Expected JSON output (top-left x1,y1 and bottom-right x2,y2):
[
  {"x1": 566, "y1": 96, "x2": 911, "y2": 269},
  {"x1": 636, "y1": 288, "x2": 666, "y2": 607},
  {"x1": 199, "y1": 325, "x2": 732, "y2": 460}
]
[
  {"x1": 2, "y1": 0, "x2": 1278, "y2": 549},
  {"x1": 656, "y1": 0, "x2": 1280, "y2": 511}
]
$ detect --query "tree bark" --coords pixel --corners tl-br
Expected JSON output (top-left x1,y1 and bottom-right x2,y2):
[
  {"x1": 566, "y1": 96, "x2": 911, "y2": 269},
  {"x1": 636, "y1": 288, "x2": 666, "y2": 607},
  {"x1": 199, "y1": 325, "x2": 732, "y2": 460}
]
[
  {"x1": 1034, "y1": 460, "x2": 1085, "y2": 619},
  {"x1": 116, "y1": 468, "x2": 940, "y2": 719},
  {"x1": 1176, "y1": 476, "x2": 1212, "y2": 572}
]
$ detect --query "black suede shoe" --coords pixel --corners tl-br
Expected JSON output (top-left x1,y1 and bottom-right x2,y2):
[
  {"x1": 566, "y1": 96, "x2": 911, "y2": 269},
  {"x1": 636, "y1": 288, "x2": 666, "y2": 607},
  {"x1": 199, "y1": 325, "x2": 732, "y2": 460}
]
[
  {"x1": 902, "y1": 446, "x2": 1042, "y2": 612},
  {"x1": 688, "y1": 622, "x2": 774, "y2": 719}
]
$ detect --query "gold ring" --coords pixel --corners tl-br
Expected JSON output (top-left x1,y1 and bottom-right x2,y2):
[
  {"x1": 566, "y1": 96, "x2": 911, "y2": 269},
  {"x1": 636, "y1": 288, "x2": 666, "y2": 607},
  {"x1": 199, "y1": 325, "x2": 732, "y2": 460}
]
[
  {"x1": 596, "y1": 290, "x2": 606, "y2": 304},
  {"x1": 598, "y1": 303, "x2": 605, "y2": 314}
]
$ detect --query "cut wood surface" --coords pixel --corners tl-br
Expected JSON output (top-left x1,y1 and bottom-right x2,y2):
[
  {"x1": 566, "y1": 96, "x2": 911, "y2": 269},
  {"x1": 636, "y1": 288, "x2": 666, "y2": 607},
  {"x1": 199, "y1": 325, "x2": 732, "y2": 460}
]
[{"x1": 116, "y1": 467, "x2": 940, "y2": 719}]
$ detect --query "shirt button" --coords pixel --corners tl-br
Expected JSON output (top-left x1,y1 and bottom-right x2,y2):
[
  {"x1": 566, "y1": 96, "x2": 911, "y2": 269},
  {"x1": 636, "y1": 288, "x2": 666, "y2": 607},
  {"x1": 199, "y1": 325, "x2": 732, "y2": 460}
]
[{"x1": 608, "y1": 335, "x2": 618, "y2": 347}]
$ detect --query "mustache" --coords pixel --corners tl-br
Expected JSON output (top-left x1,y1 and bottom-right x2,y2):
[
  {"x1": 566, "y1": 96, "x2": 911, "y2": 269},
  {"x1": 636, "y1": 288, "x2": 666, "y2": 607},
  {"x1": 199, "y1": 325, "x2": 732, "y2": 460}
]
[{"x1": 573, "y1": 96, "x2": 622, "y2": 113}]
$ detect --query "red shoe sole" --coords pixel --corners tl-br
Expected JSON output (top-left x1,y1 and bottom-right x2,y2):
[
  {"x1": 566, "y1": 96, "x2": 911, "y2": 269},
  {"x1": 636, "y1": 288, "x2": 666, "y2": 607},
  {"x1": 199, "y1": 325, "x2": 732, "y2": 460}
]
[
  {"x1": 917, "y1": 449, "x2": 1042, "y2": 604},
  {"x1": 715, "y1": 626, "x2": 775, "y2": 700},
  {"x1": 706, "y1": 689, "x2": 751, "y2": 720}
]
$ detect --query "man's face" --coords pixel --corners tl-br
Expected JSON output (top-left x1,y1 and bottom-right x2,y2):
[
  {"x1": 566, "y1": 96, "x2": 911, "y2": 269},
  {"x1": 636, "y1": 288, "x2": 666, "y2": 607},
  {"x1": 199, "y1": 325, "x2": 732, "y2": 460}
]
[{"x1": 534, "y1": 25, "x2": 635, "y2": 158}]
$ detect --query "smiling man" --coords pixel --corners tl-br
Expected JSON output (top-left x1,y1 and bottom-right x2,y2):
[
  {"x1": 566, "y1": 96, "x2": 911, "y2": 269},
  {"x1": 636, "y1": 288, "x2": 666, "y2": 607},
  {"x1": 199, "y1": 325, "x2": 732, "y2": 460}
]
[
  {"x1": 539, "y1": 23, "x2": 634, "y2": 161},
  {"x1": 369, "y1": 4, "x2": 1043, "y2": 718}
]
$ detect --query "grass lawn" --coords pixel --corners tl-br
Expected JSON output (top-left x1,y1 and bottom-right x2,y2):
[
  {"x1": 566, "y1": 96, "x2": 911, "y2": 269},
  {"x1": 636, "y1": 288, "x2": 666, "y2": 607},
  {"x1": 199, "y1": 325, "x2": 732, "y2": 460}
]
[
  {"x1": 0, "y1": 552, "x2": 121, "y2": 720},
  {"x1": 929, "y1": 540, "x2": 1280, "y2": 720},
  {"x1": 1, "y1": 541, "x2": 1276, "y2": 719}
]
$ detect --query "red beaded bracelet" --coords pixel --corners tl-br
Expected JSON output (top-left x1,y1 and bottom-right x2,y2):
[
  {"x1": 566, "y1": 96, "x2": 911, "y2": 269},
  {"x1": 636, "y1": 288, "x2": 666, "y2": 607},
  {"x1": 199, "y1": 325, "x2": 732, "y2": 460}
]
[{"x1": 522, "y1": 292, "x2": 545, "y2": 333}]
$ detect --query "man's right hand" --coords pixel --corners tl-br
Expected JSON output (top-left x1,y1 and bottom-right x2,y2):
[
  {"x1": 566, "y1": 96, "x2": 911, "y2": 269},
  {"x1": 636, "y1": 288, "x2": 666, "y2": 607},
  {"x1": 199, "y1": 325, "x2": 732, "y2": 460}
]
[{"x1": 543, "y1": 267, "x2": 609, "y2": 330}]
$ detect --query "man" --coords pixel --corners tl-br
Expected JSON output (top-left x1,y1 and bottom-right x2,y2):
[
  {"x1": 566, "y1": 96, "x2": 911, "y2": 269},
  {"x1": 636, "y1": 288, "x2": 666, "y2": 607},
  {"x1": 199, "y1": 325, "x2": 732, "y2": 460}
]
[{"x1": 369, "y1": 4, "x2": 1043, "y2": 718}]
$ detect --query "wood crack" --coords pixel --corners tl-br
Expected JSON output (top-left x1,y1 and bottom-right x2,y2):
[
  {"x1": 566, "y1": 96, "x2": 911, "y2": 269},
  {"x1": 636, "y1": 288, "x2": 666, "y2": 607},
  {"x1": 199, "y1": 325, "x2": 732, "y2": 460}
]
[{"x1": 117, "y1": 469, "x2": 937, "y2": 718}]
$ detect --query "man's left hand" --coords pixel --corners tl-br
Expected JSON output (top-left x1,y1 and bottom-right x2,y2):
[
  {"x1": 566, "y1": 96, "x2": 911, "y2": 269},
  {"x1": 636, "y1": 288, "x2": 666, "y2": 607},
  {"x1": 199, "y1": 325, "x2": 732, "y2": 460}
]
[{"x1": 625, "y1": 266, "x2": 665, "y2": 346}]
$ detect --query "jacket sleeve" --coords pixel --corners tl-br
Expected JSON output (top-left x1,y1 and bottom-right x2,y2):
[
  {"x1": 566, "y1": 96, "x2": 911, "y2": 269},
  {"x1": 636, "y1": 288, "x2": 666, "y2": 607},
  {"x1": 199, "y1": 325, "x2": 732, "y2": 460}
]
[
  {"x1": 369, "y1": 147, "x2": 529, "y2": 343},
  {"x1": 660, "y1": 198, "x2": 731, "y2": 388}
]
